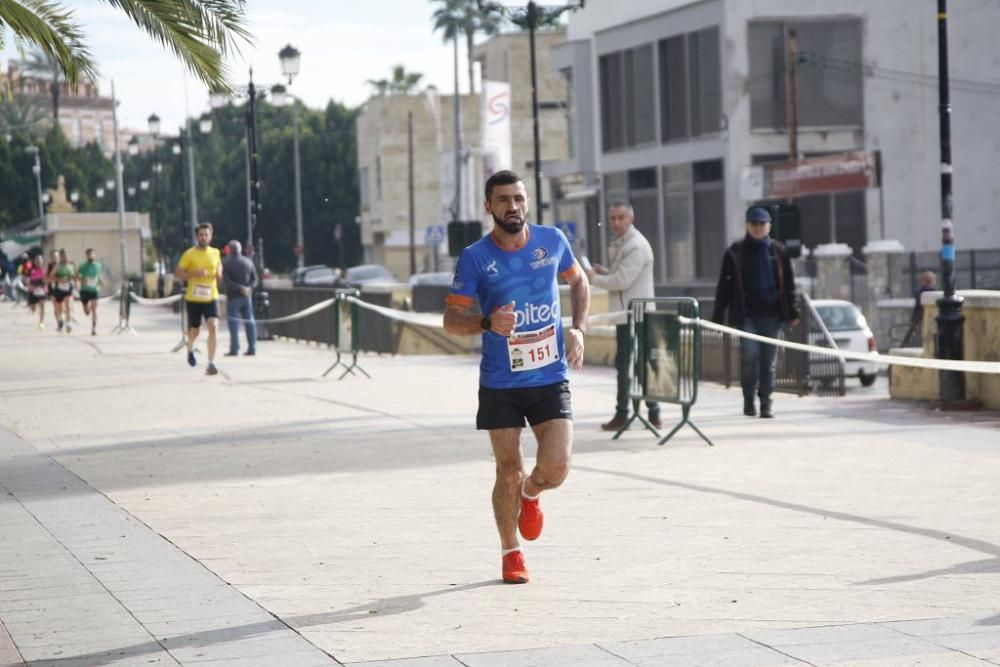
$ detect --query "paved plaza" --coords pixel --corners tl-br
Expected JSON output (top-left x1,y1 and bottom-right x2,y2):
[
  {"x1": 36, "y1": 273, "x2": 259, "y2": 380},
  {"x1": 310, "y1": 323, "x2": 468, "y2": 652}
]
[{"x1": 2, "y1": 302, "x2": 1000, "y2": 666}]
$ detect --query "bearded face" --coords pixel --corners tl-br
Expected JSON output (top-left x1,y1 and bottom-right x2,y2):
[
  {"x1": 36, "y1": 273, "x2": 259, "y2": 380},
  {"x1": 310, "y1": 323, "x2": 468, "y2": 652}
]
[{"x1": 485, "y1": 181, "x2": 529, "y2": 235}]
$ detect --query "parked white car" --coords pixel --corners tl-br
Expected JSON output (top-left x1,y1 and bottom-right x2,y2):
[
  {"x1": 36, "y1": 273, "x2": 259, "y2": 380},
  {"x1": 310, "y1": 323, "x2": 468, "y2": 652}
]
[{"x1": 810, "y1": 299, "x2": 880, "y2": 387}]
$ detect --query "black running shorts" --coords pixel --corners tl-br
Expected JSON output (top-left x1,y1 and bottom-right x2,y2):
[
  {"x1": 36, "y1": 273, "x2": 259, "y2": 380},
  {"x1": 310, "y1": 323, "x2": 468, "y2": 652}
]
[
  {"x1": 186, "y1": 300, "x2": 219, "y2": 326},
  {"x1": 52, "y1": 289, "x2": 72, "y2": 303},
  {"x1": 79, "y1": 291, "x2": 98, "y2": 305},
  {"x1": 477, "y1": 381, "x2": 572, "y2": 430}
]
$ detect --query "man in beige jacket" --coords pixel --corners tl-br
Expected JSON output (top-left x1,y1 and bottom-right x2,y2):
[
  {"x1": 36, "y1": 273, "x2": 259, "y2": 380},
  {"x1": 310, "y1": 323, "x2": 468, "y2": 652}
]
[{"x1": 585, "y1": 201, "x2": 660, "y2": 431}]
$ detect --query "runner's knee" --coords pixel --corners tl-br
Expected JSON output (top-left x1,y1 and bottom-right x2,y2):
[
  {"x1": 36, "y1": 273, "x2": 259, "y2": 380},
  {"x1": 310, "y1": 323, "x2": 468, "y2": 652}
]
[{"x1": 495, "y1": 460, "x2": 523, "y2": 488}]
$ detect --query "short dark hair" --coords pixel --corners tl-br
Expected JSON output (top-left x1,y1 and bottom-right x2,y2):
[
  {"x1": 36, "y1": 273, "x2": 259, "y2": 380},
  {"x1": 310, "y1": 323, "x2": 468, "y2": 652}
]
[
  {"x1": 85, "y1": 248, "x2": 94, "y2": 254},
  {"x1": 484, "y1": 170, "x2": 523, "y2": 200},
  {"x1": 196, "y1": 222, "x2": 213, "y2": 233}
]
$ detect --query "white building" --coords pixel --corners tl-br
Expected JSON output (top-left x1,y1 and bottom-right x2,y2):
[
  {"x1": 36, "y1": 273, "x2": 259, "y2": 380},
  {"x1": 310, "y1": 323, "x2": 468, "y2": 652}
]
[{"x1": 550, "y1": 0, "x2": 1000, "y2": 287}]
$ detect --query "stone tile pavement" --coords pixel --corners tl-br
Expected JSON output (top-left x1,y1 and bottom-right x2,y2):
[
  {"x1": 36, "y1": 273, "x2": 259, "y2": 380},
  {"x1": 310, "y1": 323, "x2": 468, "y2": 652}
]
[{"x1": 2, "y1": 302, "x2": 1000, "y2": 666}]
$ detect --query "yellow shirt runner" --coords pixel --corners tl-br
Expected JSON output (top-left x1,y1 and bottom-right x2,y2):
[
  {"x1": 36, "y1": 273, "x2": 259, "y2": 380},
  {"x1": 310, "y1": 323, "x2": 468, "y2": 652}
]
[{"x1": 178, "y1": 246, "x2": 222, "y2": 302}]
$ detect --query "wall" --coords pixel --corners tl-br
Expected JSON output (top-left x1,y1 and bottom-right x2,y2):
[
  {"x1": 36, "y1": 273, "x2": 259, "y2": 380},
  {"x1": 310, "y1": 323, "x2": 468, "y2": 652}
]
[
  {"x1": 889, "y1": 290, "x2": 1000, "y2": 409},
  {"x1": 45, "y1": 212, "x2": 150, "y2": 283}
]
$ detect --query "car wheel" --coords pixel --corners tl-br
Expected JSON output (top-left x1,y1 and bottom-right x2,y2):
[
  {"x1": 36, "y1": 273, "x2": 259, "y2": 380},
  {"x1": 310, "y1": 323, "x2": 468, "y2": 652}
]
[{"x1": 859, "y1": 373, "x2": 877, "y2": 387}]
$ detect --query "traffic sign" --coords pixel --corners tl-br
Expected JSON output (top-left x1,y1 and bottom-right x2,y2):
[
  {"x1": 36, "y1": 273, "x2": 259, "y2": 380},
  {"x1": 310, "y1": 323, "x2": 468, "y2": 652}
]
[
  {"x1": 425, "y1": 225, "x2": 446, "y2": 244},
  {"x1": 555, "y1": 221, "x2": 577, "y2": 243}
]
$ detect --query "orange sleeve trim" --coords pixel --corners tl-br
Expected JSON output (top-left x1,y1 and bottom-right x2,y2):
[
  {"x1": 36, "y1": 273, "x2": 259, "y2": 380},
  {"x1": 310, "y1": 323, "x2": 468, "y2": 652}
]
[
  {"x1": 559, "y1": 263, "x2": 581, "y2": 281},
  {"x1": 445, "y1": 293, "x2": 474, "y2": 308}
]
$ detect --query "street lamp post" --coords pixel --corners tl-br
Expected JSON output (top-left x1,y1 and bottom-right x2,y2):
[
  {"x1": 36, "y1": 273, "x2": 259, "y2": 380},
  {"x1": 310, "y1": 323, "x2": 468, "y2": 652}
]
[
  {"x1": 477, "y1": 0, "x2": 584, "y2": 225},
  {"x1": 935, "y1": 0, "x2": 965, "y2": 402},
  {"x1": 278, "y1": 44, "x2": 305, "y2": 268},
  {"x1": 24, "y1": 145, "x2": 45, "y2": 222},
  {"x1": 210, "y1": 46, "x2": 301, "y2": 331}
]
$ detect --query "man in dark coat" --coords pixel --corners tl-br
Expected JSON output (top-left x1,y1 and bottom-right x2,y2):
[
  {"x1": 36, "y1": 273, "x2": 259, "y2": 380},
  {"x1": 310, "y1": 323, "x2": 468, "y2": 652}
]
[{"x1": 712, "y1": 207, "x2": 799, "y2": 418}]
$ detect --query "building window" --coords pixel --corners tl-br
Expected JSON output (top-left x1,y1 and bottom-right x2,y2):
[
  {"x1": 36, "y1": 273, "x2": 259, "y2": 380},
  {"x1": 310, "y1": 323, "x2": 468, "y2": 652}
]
[
  {"x1": 562, "y1": 68, "x2": 576, "y2": 160},
  {"x1": 600, "y1": 44, "x2": 656, "y2": 152},
  {"x1": 749, "y1": 18, "x2": 863, "y2": 130},
  {"x1": 599, "y1": 52, "x2": 626, "y2": 152},
  {"x1": 661, "y1": 159, "x2": 725, "y2": 281},
  {"x1": 360, "y1": 166, "x2": 370, "y2": 212},
  {"x1": 659, "y1": 26, "x2": 721, "y2": 142},
  {"x1": 625, "y1": 44, "x2": 656, "y2": 147}
]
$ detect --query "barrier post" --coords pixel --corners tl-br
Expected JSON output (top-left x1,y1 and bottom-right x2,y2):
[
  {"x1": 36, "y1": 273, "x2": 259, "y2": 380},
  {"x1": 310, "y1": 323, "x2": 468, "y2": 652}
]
[
  {"x1": 322, "y1": 289, "x2": 371, "y2": 379},
  {"x1": 111, "y1": 281, "x2": 137, "y2": 335},
  {"x1": 613, "y1": 297, "x2": 713, "y2": 447},
  {"x1": 172, "y1": 294, "x2": 188, "y2": 352}
]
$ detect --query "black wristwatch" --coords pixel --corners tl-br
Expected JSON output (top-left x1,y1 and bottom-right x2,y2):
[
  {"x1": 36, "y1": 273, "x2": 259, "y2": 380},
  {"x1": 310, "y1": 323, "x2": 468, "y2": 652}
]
[{"x1": 480, "y1": 314, "x2": 492, "y2": 331}]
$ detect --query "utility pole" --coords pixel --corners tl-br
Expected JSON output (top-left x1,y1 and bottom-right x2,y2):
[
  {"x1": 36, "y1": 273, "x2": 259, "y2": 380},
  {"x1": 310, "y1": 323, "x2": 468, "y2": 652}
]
[
  {"x1": 408, "y1": 110, "x2": 416, "y2": 276},
  {"x1": 452, "y1": 36, "x2": 463, "y2": 223},
  {"x1": 935, "y1": 0, "x2": 965, "y2": 402},
  {"x1": 527, "y1": 0, "x2": 544, "y2": 223},
  {"x1": 787, "y1": 28, "x2": 799, "y2": 161}
]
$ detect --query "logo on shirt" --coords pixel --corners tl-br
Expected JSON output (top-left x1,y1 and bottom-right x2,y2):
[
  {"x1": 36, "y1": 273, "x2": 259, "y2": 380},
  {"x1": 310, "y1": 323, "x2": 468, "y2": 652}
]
[
  {"x1": 485, "y1": 260, "x2": 499, "y2": 276},
  {"x1": 532, "y1": 247, "x2": 548, "y2": 261},
  {"x1": 515, "y1": 300, "x2": 560, "y2": 328},
  {"x1": 451, "y1": 269, "x2": 464, "y2": 291}
]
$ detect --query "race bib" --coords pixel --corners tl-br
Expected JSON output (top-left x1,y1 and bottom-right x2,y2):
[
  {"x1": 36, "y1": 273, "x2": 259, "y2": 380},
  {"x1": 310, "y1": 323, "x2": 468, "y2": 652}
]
[
  {"x1": 192, "y1": 284, "x2": 213, "y2": 299},
  {"x1": 57, "y1": 281, "x2": 71, "y2": 291},
  {"x1": 32, "y1": 287, "x2": 46, "y2": 297},
  {"x1": 507, "y1": 324, "x2": 559, "y2": 372},
  {"x1": 84, "y1": 277, "x2": 98, "y2": 288}
]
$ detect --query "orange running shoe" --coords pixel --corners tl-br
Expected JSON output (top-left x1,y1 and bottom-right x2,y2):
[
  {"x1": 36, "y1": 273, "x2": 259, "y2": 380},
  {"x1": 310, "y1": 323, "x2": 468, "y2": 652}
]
[
  {"x1": 502, "y1": 550, "x2": 529, "y2": 584},
  {"x1": 518, "y1": 496, "x2": 543, "y2": 541}
]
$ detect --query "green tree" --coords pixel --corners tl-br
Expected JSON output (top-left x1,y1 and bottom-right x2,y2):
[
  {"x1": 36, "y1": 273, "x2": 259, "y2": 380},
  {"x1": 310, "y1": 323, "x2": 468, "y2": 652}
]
[
  {"x1": 430, "y1": 0, "x2": 501, "y2": 95},
  {"x1": 0, "y1": 0, "x2": 251, "y2": 90},
  {"x1": 0, "y1": 94, "x2": 49, "y2": 137}
]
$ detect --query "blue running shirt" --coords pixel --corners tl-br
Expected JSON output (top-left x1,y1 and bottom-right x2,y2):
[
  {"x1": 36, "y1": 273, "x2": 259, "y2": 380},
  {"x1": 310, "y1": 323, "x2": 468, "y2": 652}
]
[{"x1": 447, "y1": 224, "x2": 580, "y2": 389}]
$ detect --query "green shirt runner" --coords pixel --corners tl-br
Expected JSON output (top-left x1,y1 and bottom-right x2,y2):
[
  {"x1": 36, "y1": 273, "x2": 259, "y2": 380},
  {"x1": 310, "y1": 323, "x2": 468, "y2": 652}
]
[{"x1": 78, "y1": 261, "x2": 102, "y2": 293}]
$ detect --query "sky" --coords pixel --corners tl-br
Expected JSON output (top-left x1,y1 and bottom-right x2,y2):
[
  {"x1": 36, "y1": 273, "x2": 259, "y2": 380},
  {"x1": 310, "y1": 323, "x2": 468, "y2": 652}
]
[{"x1": 2, "y1": 0, "x2": 492, "y2": 135}]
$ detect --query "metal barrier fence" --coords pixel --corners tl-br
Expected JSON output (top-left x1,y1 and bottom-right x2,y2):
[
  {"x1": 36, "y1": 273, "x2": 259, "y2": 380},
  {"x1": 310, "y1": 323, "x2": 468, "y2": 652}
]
[
  {"x1": 898, "y1": 248, "x2": 1000, "y2": 294},
  {"x1": 697, "y1": 294, "x2": 845, "y2": 397},
  {"x1": 624, "y1": 297, "x2": 713, "y2": 446},
  {"x1": 267, "y1": 287, "x2": 395, "y2": 354}
]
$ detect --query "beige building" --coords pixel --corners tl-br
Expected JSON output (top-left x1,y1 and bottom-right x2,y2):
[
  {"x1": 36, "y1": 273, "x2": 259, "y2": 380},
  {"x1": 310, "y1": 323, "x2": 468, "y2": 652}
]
[
  {"x1": 46, "y1": 212, "x2": 151, "y2": 284},
  {"x1": 4, "y1": 60, "x2": 117, "y2": 154},
  {"x1": 356, "y1": 91, "x2": 481, "y2": 279},
  {"x1": 355, "y1": 29, "x2": 571, "y2": 279}
]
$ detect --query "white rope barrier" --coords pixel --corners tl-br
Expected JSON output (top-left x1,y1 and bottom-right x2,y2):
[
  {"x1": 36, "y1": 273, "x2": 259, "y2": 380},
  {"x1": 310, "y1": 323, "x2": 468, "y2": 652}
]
[
  {"x1": 232, "y1": 297, "x2": 338, "y2": 324},
  {"x1": 344, "y1": 296, "x2": 448, "y2": 328},
  {"x1": 129, "y1": 292, "x2": 183, "y2": 305},
  {"x1": 683, "y1": 316, "x2": 1000, "y2": 375}
]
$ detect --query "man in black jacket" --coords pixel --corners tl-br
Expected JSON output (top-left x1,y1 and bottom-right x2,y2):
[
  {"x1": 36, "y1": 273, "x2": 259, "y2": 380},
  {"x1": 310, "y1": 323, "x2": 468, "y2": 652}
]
[{"x1": 712, "y1": 207, "x2": 799, "y2": 418}]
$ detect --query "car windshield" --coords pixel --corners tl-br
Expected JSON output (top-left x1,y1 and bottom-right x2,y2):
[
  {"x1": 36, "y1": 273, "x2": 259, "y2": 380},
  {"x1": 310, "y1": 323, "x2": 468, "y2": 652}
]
[
  {"x1": 302, "y1": 268, "x2": 336, "y2": 283},
  {"x1": 346, "y1": 265, "x2": 393, "y2": 282},
  {"x1": 816, "y1": 304, "x2": 864, "y2": 332}
]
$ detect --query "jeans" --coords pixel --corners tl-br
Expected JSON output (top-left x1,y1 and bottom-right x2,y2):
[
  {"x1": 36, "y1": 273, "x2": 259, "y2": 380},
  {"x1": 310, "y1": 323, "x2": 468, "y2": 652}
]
[
  {"x1": 614, "y1": 324, "x2": 659, "y2": 418},
  {"x1": 226, "y1": 294, "x2": 256, "y2": 354},
  {"x1": 740, "y1": 316, "x2": 781, "y2": 400}
]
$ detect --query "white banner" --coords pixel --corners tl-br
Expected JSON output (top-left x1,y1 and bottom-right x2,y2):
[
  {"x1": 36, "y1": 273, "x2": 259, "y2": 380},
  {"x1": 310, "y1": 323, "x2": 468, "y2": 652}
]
[{"x1": 481, "y1": 80, "x2": 512, "y2": 176}]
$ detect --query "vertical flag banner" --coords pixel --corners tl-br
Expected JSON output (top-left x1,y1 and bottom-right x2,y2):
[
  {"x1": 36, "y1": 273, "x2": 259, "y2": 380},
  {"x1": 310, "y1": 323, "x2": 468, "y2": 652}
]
[{"x1": 481, "y1": 80, "x2": 512, "y2": 177}]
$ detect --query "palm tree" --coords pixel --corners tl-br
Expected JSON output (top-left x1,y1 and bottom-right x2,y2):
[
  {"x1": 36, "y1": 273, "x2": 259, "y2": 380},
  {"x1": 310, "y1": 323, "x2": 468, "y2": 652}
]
[
  {"x1": 0, "y1": 1, "x2": 250, "y2": 91},
  {"x1": 22, "y1": 50, "x2": 63, "y2": 121},
  {"x1": 366, "y1": 65, "x2": 424, "y2": 96},
  {"x1": 0, "y1": 94, "x2": 49, "y2": 136},
  {"x1": 430, "y1": 0, "x2": 501, "y2": 95}
]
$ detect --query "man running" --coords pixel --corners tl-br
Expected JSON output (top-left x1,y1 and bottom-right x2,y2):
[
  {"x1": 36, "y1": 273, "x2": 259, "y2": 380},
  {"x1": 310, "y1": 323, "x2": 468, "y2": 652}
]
[
  {"x1": 77, "y1": 248, "x2": 104, "y2": 335},
  {"x1": 175, "y1": 223, "x2": 223, "y2": 376},
  {"x1": 49, "y1": 248, "x2": 77, "y2": 333},
  {"x1": 443, "y1": 169, "x2": 590, "y2": 584}
]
